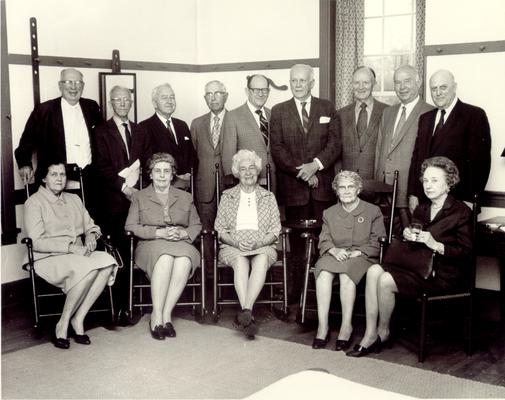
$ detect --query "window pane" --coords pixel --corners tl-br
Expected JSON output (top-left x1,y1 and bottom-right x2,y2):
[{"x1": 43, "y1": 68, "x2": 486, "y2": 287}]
[
  {"x1": 363, "y1": 56, "x2": 383, "y2": 92},
  {"x1": 365, "y1": 0, "x2": 383, "y2": 17},
  {"x1": 364, "y1": 18, "x2": 383, "y2": 55},
  {"x1": 383, "y1": 54, "x2": 414, "y2": 91},
  {"x1": 384, "y1": 0, "x2": 413, "y2": 15},
  {"x1": 384, "y1": 15, "x2": 412, "y2": 53}
]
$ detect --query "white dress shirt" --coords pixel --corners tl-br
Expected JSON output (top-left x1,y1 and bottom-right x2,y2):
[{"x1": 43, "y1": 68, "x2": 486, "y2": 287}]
[{"x1": 61, "y1": 99, "x2": 91, "y2": 169}]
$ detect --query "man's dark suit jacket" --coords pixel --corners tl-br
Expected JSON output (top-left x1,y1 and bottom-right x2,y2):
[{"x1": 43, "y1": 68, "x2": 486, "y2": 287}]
[
  {"x1": 15, "y1": 97, "x2": 103, "y2": 182},
  {"x1": 140, "y1": 114, "x2": 197, "y2": 175},
  {"x1": 270, "y1": 97, "x2": 341, "y2": 207},
  {"x1": 336, "y1": 99, "x2": 388, "y2": 180},
  {"x1": 93, "y1": 119, "x2": 152, "y2": 214},
  {"x1": 407, "y1": 100, "x2": 491, "y2": 202}
]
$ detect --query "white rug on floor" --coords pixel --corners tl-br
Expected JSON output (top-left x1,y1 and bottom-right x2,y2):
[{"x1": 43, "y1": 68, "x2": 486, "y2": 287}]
[{"x1": 2, "y1": 316, "x2": 505, "y2": 399}]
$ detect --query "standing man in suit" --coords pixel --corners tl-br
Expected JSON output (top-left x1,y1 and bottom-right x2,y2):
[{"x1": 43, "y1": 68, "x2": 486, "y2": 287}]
[
  {"x1": 375, "y1": 65, "x2": 434, "y2": 229},
  {"x1": 15, "y1": 68, "x2": 103, "y2": 218},
  {"x1": 190, "y1": 80, "x2": 229, "y2": 277},
  {"x1": 407, "y1": 69, "x2": 491, "y2": 211},
  {"x1": 140, "y1": 83, "x2": 197, "y2": 190},
  {"x1": 93, "y1": 85, "x2": 152, "y2": 324},
  {"x1": 270, "y1": 64, "x2": 341, "y2": 303},
  {"x1": 222, "y1": 74, "x2": 276, "y2": 192},
  {"x1": 337, "y1": 66, "x2": 387, "y2": 180}
]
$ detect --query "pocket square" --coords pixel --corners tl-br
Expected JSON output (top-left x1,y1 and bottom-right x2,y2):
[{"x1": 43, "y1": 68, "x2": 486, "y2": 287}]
[
  {"x1": 319, "y1": 116, "x2": 330, "y2": 124},
  {"x1": 184, "y1": 136, "x2": 190, "y2": 141}
]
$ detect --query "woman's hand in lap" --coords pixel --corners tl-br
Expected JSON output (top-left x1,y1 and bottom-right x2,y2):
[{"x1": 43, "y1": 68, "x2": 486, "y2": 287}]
[
  {"x1": 238, "y1": 239, "x2": 255, "y2": 252},
  {"x1": 329, "y1": 247, "x2": 349, "y2": 262},
  {"x1": 84, "y1": 233, "x2": 97, "y2": 252},
  {"x1": 69, "y1": 244, "x2": 90, "y2": 256}
]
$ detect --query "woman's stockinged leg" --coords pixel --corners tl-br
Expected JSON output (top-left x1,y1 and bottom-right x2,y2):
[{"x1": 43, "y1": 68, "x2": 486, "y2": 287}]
[
  {"x1": 315, "y1": 270, "x2": 334, "y2": 339},
  {"x1": 233, "y1": 256, "x2": 250, "y2": 309},
  {"x1": 338, "y1": 273, "x2": 356, "y2": 341},
  {"x1": 55, "y1": 270, "x2": 97, "y2": 338},
  {"x1": 71, "y1": 266, "x2": 113, "y2": 334},
  {"x1": 150, "y1": 255, "x2": 174, "y2": 328},
  {"x1": 243, "y1": 254, "x2": 269, "y2": 310},
  {"x1": 162, "y1": 257, "x2": 191, "y2": 323}
]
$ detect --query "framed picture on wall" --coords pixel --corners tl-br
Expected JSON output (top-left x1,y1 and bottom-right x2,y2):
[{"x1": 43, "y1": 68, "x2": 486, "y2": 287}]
[{"x1": 98, "y1": 72, "x2": 137, "y2": 122}]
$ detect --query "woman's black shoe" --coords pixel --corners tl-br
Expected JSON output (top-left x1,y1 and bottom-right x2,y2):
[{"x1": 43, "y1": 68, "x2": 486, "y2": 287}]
[
  {"x1": 237, "y1": 309, "x2": 253, "y2": 327},
  {"x1": 162, "y1": 322, "x2": 176, "y2": 338},
  {"x1": 51, "y1": 334, "x2": 70, "y2": 349},
  {"x1": 150, "y1": 324, "x2": 166, "y2": 340},
  {"x1": 334, "y1": 339, "x2": 351, "y2": 351},
  {"x1": 346, "y1": 337, "x2": 382, "y2": 357},
  {"x1": 244, "y1": 319, "x2": 258, "y2": 339},
  {"x1": 312, "y1": 331, "x2": 330, "y2": 349},
  {"x1": 73, "y1": 333, "x2": 91, "y2": 345}
]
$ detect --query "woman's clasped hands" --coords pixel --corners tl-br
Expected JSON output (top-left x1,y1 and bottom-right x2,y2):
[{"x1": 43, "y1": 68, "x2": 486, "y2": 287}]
[
  {"x1": 156, "y1": 226, "x2": 188, "y2": 241},
  {"x1": 403, "y1": 227, "x2": 438, "y2": 250},
  {"x1": 328, "y1": 247, "x2": 361, "y2": 262}
]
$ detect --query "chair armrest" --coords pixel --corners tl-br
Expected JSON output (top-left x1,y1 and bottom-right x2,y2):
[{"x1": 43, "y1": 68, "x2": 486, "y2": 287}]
[
  {"x1": 301, "y1": 232, "x2": 317, "y2": 240},
  {"x1": 21, "y1": 237, "x2": 33, "y2": 247},
  {"x1": 21, "y1": 237, "x2": 34, "y2": 271}
]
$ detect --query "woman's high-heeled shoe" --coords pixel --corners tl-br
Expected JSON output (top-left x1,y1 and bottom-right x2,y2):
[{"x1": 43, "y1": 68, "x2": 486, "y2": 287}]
[
  {"x1": 150, "y1": 324, "x2": 166, "y2": 340},
  {"x1": 51, "y1": 333, "x2": 70, "y2": 349},
  {"x1": 334, "y1": 338, "x2": 352, "y2": 352},
  {"x1": 346, "y1": 336, "x2": 382, "y2": 357},
  {"x1": 312, "y1": 331, "x2": 331, "y2": 349}
]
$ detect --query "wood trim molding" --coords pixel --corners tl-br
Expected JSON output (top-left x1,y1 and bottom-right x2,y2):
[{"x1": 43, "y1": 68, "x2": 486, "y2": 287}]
[
  {"x1": 424, "y1": 40, "x2": 505, "y2": 57},
  {"x1": 481, "y1": 191, "x2": 505, "y2": 209},
  {"x1": 8, "y1": 54, "x2": 320, "y2": 73},
  {"x1": 319, "y1": 0, "x2": 336, "y2": 101}
]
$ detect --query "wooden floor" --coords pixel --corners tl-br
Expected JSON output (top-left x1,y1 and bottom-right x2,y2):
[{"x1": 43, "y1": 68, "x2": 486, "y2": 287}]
[{"x1": 2, "y1": 291, "x2": 505, "y2": 388}]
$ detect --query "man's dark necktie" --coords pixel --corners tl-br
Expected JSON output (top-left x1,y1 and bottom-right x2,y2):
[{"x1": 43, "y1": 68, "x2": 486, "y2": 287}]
[
  {"x1": 301, "y1": 101, "x2": 309, "y2": 134},
  {"x1": 356, "y1": 103, "x2": 368, "y2": 146},
  {"x1": 166, "y1": 119, "x2": 178, "y2": 145},
  {"x1": 122, "y1": 123, "x2": 132, "y2": 154},
  {"x1": 255, "y1": 109, "x2": 269, "y2": 146},
  {"x1": 432, "y1": 109, "x2": 446, "y2": 137}
]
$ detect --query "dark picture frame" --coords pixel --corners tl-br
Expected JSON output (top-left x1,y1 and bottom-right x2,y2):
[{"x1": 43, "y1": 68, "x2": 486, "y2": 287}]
[{"x1": 98, "y1": 72, "x2": 137, "y2": 122}]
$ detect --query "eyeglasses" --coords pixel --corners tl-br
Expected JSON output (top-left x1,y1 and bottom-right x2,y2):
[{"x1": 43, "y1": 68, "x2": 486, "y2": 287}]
[
  {"x1": 204, "y1": 91, "x2": 226, "y2": 99},
  {"x1": 60, "y1": 80, "x2": 84, "y2": 87},
  {"x1": 110, "y1": 97, "x2": 133, "y2": 104},
  {"x1": 248, "y1": 88, "x2": 270, "y2": 95}
]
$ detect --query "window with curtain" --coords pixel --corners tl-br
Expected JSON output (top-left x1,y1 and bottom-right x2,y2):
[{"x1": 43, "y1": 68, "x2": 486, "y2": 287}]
[{"x1": 363, "y1": 0, "x2": 417, "y2": 104}]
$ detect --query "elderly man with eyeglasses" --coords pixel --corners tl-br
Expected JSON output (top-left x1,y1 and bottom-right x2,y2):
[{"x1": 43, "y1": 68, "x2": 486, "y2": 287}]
[
  {"x1": 15, "y1": 68, "x2": 103, "y2": 218},
  {"x1": 93, "y1": 85, "x2": 152, "y2": 326},
  {"x1": 222, "y1": 74, "x2": 277, "y2": 193},
  {"x1": 189, "y1": 80, "x2": 229, "y2": 279},
  {"x1": 140, "y1": 83, "x2": 197, "y2": 190}
]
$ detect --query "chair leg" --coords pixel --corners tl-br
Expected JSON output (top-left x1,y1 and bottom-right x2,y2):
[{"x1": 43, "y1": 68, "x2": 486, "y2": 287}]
[
  {"x1": 419, "y1": 294, "x2": 428, "y2": 363},
  {"x1": 108, "y1": 286, "x2": 115, "y2": 323},
  {"x1": 466, "y1": 295, "x2": 474, "y2": 355},
  {"x1": 299, "y1": 238, "x2": 313, "y2": 324}
]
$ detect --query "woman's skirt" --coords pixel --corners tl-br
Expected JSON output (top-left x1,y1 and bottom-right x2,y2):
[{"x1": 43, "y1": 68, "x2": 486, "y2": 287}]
[
  {"x1": 34, "y1": 251, "x2": 117, "y2": 294},
  {"x1": 314, "y1": 254, "x2": 373, "y2": 284},
  {"x1": 382, "y1": 264, "x2": 460, "y2": 296},
  {"x1": 134, "y1": 239, "x2": 200, "y2": 279},
  {"x1": 218, "y1": 244, "x2": 277, "y2": 270}
]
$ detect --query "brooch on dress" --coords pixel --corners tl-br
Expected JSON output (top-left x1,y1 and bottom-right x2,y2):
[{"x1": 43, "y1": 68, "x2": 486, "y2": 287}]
[{"x1": 357, "y1": 216, "x2": 365, "y2": 224}]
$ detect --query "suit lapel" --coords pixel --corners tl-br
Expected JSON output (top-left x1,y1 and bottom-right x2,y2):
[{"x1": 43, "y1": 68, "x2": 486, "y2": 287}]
[
  {"x1": 288, "y1": 99, "x2": 305, "y2": 135},
  {"x1": 53, "y1": 99, "x2": 67, "y2": 161},
  {"x1": 306, "y1": 98, "x2": 319, "y2": 133}
]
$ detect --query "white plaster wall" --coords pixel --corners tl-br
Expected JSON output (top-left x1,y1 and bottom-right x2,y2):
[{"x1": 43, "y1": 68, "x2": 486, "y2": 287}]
[{"x1": 425, "y1": 0, "x2": 505, "y2": 45}]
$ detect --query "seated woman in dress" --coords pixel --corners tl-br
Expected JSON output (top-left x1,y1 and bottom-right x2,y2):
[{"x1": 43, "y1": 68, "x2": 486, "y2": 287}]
[
  {"x1": 24, "y1": 162, "x2": 117, "y2": 349},
  {"x1": 125, "y1": 152, "x2": 202, "y2": 340},
  {"x1": 214, "y1": 150, "x2": 281, "y2": 339},
  {"x1": 348, "y1": 156, "x2": 472, "y2": 357},
  {"x1": 312, "y1": 171, "x2": 386, "y2": 350}
]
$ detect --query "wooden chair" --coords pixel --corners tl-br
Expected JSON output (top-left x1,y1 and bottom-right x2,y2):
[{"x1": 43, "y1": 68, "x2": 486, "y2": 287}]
[
  {"x1": 389, "y1": 195, "x2": 478, "y2": 362},
  {"x1": 211, "y1": 163, "x2": 289, "y2": 321},
  {"x1": 298, "y1": 171, "x2": 399, "y2": 324},
  {"x1": 21, "y1": 165, "x2": 117, "y2": 332}
]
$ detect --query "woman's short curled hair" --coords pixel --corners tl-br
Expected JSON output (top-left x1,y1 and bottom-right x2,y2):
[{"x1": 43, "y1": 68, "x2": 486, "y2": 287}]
[
  {"x1": 231, "y1": 149, "x2": 262, "y2": 178},
  {"x1": 420, "y1": 156, "x2": 460, "y2": 189},
  {"x1": 147, "y1": 152, "x2": 177, "y2": 177},
  {"x1": 331, "y1": 170, "x2": 363, "y2": 194}
]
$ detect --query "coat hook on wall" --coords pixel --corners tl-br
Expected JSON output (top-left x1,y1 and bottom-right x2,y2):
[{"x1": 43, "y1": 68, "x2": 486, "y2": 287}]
[{"x1": 111, "y1": 49, "x2": 121, "y2": 73}]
